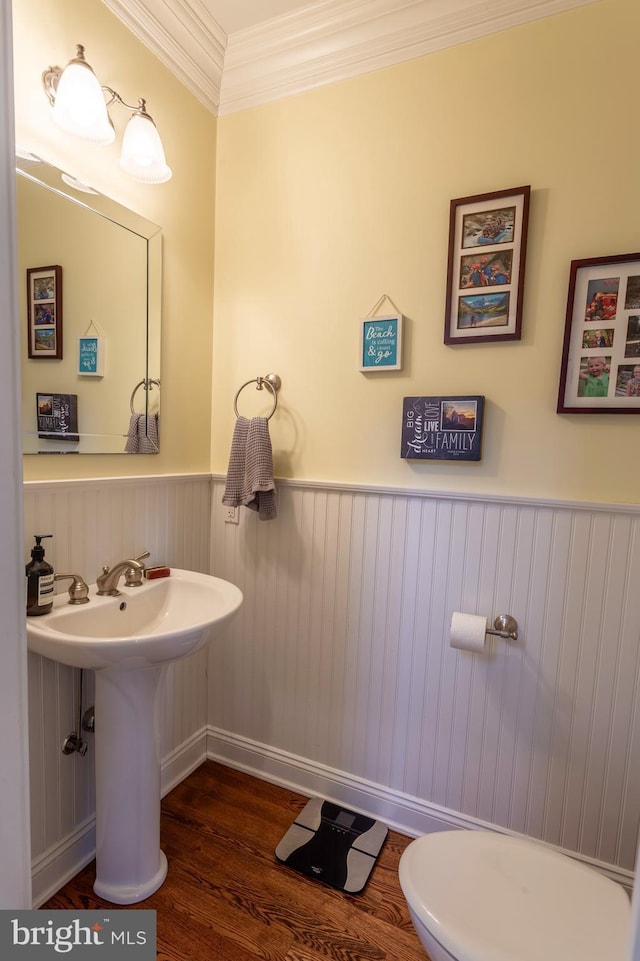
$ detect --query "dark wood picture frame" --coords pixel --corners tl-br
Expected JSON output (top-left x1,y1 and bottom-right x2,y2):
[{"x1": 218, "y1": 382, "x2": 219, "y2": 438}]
[
  {"x1": 27, "y1": 264, "x2": 63, "y2": 359},
  {"x1": 557, "y1": 252, "x2": 640, "y2": 413},
  {"x1": 444, "y1": 185, "x2": 530, "y2": 344}
]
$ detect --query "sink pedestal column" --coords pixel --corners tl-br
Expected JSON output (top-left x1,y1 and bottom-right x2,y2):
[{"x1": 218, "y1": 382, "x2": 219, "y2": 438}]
[{"x1": 93, "y1": 664, "x2": 168, "y2": 904}]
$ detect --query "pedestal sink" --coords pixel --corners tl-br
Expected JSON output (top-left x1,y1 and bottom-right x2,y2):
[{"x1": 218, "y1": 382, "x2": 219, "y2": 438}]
[{"x1": 26, "y1": 569, "x2": 243, "y2": 904}]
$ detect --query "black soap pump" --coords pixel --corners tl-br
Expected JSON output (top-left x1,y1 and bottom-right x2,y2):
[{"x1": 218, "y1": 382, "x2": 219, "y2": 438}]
[{"x1": 26, "y1": 534, "x2": 55, "y2": 616}]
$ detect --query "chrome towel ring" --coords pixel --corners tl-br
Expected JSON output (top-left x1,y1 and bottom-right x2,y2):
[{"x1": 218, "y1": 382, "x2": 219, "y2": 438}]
[
  {"x1": 233, "y1": 373, "x2": 281, "y2": 421},
  {"x1": 130, "y1": 378, "x2": 160, "y2": 414}
]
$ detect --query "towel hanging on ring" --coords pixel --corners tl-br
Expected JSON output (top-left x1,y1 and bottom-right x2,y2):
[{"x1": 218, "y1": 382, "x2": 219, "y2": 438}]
[
  {"x1": 125, "y1": 378, "x2": 160, "y2": 453},
  {"x1": 222, "y1": 416, "x2": 276, "y2": 520}
]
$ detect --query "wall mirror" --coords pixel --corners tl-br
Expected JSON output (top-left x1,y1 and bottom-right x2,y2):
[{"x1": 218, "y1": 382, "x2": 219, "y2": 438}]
[{"x1": 16, "y1": 154, "x2": 161, "y2": 454}]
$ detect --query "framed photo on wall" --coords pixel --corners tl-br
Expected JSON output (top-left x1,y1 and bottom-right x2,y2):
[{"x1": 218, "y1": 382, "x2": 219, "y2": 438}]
[
  {"x1": 557, "y1": 251, "x2": 640, "y2": 413},
  {"x1": 27, "y1": 265, "x2": 63, "y2": 359},
  {"x1": 444, "y1": 185, "x2": 530, "y2": 344}
]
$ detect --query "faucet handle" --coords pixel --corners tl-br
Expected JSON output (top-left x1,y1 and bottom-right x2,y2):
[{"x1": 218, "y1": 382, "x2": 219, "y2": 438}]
[
  {"x1": 124, "y1": 551, "x2": 151, "y2": 587},
  {"x1": 124, "y1": 567, "x2": 144, "y2": 587},
  {"x1": 54, "y1": 573, "x2": 90, "y2": 605}
]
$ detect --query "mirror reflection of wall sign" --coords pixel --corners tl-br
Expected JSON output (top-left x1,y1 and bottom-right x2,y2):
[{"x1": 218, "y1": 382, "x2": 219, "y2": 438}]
[
  {"x1": 78, "y1": 335, "x2": 104, "y2": 376},
  {"x1": 401, "y1": 395, "x2": 485, "y2": 461},
  {"x1": 27, "y1": 265, "x2": 63, "y2": 359},
  {"x1": 36, "y1": 392, "x2": 79, "y2": 442},
  {"x1": 359, "y1": 314, "x2": 403, "y2": 371}
]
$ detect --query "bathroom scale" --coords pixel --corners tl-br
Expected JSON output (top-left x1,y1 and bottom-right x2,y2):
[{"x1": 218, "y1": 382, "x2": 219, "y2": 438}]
[{"x1": 275, "y1": 797, "x2": 388, "y2": 893}]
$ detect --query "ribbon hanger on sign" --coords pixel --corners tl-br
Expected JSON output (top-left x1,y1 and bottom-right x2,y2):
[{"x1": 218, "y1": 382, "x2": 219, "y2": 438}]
[{"x1": 365, "y1": 293, "x2": 402, "y2": 318}]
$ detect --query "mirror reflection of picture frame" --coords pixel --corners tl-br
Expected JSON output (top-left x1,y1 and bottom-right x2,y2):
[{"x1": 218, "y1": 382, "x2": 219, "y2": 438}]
[
  {"x1": 27, "y1": 264, "x2": 62, "y2": 359},
  {"x1": 444, "y1": 186, "x2": 530, "y2": 344},
  {"x1": 557, "y1": 252, "x2": 640, "y2": 413}
]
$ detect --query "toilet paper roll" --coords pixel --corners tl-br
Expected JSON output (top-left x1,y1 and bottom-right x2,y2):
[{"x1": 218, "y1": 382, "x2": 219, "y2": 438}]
[{"x1": 450, "y1": 612, "x2": 487, "y2": 653}]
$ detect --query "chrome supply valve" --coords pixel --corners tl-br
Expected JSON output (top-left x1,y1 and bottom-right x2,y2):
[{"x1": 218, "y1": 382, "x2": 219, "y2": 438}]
[
  {"x1": 54, "y1": 572, "x2": 90, "y2": 605},
  {"x1": 82, "y1": 707, "x2": 95, "y2": 733},
  {"x1": 62, "y1": 732, "x2": 88, "y2": 756}
]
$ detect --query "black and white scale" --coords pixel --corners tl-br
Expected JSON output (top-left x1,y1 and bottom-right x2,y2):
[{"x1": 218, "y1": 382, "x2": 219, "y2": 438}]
[{"x1": 275, "y1": 797, "x2": 388, "y2": 893}]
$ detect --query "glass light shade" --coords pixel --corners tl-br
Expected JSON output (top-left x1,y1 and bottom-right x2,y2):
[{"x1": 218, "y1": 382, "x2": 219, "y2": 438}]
[
  {"x1": 118, "y1": 112, "x2": 172, "y2": 184},
  {"x1": 51, "y1": 60, "x2": 115, "y2": 145}
]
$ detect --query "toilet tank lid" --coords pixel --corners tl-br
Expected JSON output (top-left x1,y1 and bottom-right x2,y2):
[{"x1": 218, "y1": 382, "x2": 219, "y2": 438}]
[{"x1": 399, "y1": 830, "x2": 630, "y2": 961}]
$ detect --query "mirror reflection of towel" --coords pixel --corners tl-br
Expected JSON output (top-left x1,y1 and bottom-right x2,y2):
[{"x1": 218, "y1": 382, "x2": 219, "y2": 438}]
[
  {"x1": 222, "y1": 415, "x2": 276, "y2": 520},
  {"x1": 125, "y1": 413, "x2": 159, "y2": 453}
]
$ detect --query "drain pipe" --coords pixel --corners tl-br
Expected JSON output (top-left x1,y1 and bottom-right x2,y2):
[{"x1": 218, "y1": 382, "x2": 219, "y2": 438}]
[{"x1": 62, "y1": 668, "x2": 89, "y2": 756}]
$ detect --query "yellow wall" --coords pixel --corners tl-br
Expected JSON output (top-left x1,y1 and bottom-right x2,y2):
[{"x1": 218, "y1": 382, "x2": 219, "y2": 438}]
[
  {"x1": 212, "y1": 0, "x2": 640, "y2": 504},
  {"x1": 13, "y1": 0, "x2": 216, "y2": 479}
]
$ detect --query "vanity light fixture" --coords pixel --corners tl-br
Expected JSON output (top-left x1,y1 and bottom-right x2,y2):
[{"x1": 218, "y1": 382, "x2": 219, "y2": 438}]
[{"x1": 42, "y1": 45, "x2": 172, "y2": 184}]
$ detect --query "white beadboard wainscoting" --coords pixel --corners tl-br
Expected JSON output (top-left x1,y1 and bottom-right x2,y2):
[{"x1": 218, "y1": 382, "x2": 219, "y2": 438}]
[
  {"x1": 24, "y1": 473, "x2": 640, "y2": 903},
  {"x1": 208, "y1": 478, "x2": 640, "y2": 888},
  {"x1": 25, "y1": 474, "x2": 212, "y2": 906}
]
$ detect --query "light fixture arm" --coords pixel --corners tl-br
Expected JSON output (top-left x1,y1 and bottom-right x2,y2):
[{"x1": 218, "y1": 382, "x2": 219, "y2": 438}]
[
  {"x1": 103, "y1": 89, "x2": 139, "y2": 113},
  {"x1": 42, "y1": 65, "x2": 62, "y2": 105},
  {"x1": 43, "y1": 73, "x2": 155, "y2": 127},
  {"x1": 102, "y1": 92, "x2": 159, "y2": 128}
]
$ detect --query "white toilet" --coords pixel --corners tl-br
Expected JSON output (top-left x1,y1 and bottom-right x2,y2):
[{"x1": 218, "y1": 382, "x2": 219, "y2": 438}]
[{"x1": 399, "y1": 829, "x2": 630, "y2": 961}]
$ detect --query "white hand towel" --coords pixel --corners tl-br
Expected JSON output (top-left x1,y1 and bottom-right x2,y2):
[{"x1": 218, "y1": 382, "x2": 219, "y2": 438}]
[{"x1": 222, "y1": 416, "x2": 276, "y2": 520}]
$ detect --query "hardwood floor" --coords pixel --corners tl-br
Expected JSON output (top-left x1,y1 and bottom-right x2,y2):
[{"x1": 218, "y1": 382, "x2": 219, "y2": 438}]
[{"x1": 44, "y1": 760, "x2": 427, "y2": 961}]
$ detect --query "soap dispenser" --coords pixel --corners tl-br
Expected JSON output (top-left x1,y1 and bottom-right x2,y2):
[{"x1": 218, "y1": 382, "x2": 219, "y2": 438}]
[{"x1": 26, "y1": 534, "x2": 55, "y2": 616}]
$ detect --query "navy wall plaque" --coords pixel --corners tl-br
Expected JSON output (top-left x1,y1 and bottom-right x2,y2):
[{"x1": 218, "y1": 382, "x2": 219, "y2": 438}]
[{"x1": 401, "y1": 395, "x2": 485, "y2": 460}]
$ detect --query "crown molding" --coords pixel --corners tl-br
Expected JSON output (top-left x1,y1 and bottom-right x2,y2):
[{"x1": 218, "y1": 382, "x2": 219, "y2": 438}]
[
  {"x1": 101, "y1": 0, "x2": 226, "y2": 114},
  {"x1": 219, "y1": 0, "x2": 600, "y2": 114},
  {"x1": 101, "y1": 0, "x2": 600, "y2": 116}
]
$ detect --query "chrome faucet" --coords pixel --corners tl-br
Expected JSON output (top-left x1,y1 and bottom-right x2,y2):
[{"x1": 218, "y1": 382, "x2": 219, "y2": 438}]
[{"x1": 96, "y1": 551, "x2": 150, "y2": 596}]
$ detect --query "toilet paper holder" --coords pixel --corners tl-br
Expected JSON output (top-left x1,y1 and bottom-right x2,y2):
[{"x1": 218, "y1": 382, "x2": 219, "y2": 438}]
[{"x1": 486, "y1": 614, "x2": 518, "y2": 641}]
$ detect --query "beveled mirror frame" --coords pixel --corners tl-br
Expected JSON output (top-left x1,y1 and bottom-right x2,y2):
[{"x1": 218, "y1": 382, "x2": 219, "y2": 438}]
[{"x1": 16, "y1": 153, "x2": 161, "y2": 453}]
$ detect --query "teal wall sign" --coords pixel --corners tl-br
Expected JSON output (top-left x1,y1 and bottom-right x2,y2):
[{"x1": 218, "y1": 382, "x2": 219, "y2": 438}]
[
  {"x1": 78, "y1": 335, "x2": 104, "y2": 376},
  {"x1": 359, "y1": 313, "x2": 403, "y2": 371}
]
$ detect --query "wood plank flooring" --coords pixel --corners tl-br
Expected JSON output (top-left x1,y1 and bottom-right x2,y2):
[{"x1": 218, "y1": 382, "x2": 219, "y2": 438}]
[{"x1": 44, "y1": 760, "x2": 427, "y2": 961}]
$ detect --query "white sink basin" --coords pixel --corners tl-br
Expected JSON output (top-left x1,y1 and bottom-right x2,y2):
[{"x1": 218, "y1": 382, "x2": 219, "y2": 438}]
[
  {"x1": 26, "y1": 568, "x2": 243, "y2": 670},
  {"x1": 26, "y1": 567, "x2": 243, "y2": 905}
]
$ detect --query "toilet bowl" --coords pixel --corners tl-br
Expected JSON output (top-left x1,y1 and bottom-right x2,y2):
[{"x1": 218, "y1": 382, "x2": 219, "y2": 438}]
[{"x1": 399, "y1": 829, "x2": 630, "y2": 961}]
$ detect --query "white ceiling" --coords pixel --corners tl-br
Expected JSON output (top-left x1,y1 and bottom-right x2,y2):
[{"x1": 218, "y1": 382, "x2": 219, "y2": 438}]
[
  {"x1": 101, "y1": 0, "x2": 600, "y2": 116},
  {"x1": 203, "y1": 0, "x2": 317, "y2": 35}
]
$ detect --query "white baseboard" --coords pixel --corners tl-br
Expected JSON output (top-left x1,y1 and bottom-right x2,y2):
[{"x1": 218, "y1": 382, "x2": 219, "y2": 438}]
[
  {"x1": 31, "y1": 817, "x2": 97, "y2": 909},
  {"x1": 160, "y1": 727, "x2": 208, "y2": 798},
  {"x1": 31, "y1": 729, "x2": 208, "y2": 907},
  {"x1": 32, "y1": 724, "x2": 632, "y2": 907},
  {"x1": 206, "y1": 726, "x2": 634, "y2": 892}
]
